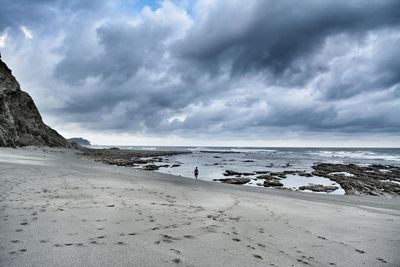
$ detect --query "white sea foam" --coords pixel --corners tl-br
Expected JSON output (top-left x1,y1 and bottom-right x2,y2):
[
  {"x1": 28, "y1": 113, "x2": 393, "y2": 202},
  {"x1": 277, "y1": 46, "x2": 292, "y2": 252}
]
[
  {"x1": 189, "y1": 147, "x2": 276, "y2": 154},
  {"x1": 308, "y1": 150, "x2": 400, "y2": 161},
  {"x1": 230, "y1": 148, "x2": 277, "y2": 153}
]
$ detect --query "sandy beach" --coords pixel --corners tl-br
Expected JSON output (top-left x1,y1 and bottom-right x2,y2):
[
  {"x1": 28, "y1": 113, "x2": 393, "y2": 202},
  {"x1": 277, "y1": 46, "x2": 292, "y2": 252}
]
[{"x1": 0, "y1": 147, "x2": 399, "y2": 267}]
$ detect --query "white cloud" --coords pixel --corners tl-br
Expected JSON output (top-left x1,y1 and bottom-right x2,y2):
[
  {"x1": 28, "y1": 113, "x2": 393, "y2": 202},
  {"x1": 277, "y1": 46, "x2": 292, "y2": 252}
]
[
  {"x1": 0, "y1": 31, "x2": 8, "y2": 48},
  {"x1": 20, "y1": 26, "x2": 33, "y2": 39}
]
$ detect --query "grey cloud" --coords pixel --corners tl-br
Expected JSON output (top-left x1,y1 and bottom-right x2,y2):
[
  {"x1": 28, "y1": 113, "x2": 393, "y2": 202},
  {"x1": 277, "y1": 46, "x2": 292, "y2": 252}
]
[
  {"x1": 176, "y1": 0, "x2": 400, "y2": 78},
  {"x1": 1, "y1": 0, "x2": 400, "y2": 139}
]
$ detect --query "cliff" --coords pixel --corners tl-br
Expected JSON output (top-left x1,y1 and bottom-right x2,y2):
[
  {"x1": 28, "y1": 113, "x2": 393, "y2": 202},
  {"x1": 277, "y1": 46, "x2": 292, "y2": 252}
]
[{"x1": 0, "y1": 58, "x2": 72, "y2": 148}]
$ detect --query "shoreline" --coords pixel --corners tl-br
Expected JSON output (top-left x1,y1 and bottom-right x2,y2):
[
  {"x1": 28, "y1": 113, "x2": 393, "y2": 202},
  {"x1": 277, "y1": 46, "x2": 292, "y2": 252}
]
[
  {"x1": 1, "y1": 147, "x2": 399, "y2": 266},
  {"x1": 80, "y1": 147, "x2": 400, "y2": 197}
]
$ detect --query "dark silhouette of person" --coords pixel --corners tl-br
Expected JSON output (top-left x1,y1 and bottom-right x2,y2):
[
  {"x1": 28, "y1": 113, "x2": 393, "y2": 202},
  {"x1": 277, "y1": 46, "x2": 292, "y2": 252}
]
[{"x1": 194, "y1": 167, "x2": 199, "y2": 179}]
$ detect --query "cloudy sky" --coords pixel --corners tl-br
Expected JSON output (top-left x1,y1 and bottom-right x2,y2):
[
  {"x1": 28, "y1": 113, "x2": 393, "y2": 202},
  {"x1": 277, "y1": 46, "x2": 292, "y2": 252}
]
[{"x1": 1, "y1": 0, "x2": 399, "y2": 147}]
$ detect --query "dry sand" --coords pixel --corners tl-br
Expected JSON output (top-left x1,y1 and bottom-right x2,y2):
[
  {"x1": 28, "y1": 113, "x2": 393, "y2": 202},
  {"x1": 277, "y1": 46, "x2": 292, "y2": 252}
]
[{"x1": 0, "y1": 147, "x2": 399, "y2": 267}]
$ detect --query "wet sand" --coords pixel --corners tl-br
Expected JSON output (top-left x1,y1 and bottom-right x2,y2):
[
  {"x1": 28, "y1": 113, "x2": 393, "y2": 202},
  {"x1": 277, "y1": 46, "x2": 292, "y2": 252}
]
[{"x1": 0, "y1": 147, "x2": 399, "y2": 266}]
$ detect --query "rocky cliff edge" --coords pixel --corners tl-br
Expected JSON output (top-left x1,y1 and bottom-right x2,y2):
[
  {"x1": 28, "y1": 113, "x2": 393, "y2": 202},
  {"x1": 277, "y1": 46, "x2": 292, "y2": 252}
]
[{"x1": 0, "y1": 58, "x2": 74, "y2": 148}]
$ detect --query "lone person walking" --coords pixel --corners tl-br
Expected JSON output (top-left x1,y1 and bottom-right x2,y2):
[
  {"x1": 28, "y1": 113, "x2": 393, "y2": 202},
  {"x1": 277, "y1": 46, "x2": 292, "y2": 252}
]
[{"x1": 194, "y1": 167, "x2": 199, "y2": 179}]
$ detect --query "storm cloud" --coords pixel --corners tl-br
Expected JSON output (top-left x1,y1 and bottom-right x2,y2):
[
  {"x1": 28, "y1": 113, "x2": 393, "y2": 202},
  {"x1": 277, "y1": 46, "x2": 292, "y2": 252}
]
[{"x1": 1, "y1": 0, "x2": 399, "y2": 145}]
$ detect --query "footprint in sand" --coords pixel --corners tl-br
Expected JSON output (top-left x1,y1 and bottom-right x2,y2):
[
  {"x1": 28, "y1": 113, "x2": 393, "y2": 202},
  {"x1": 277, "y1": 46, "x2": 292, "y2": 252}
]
[
  {"x1": 253, "y1": 254, "x2": 263, "y2": 260},
  {"x1": 172, "y1": 258, "x2": 181, "y2": 264},
  {"x1": 297, "y1": 258, "x2": 309, "y2": 265},
  {"x1": 376, "y1": 258, "x2": 387, "y2": 263}
]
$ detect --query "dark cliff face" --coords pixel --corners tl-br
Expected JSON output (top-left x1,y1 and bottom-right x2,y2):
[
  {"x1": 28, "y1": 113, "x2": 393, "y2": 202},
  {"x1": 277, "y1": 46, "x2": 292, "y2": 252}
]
[{"x1": 0, "y1": 58, "x2": 72, "y2": 148}]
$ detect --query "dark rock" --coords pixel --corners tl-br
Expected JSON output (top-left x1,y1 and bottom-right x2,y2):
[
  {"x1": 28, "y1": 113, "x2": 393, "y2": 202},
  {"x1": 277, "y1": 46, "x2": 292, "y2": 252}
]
[
  {"x1": 298, "y1": 184, "x2": 338, "y2": 193},
  {"x1": 264, "y1": 180, "x2": 283, "y2": 187},
  {"x1": 158, "y1": 164, "x2": 169, "y2": 168},
  {"x1": 298, "y1": 172, "x2": 313, "y2": 177},
  {"x1": 283, "y1": 170, "x2": 298, "y2": 174},
  {"x1": 102, "y1": 158, "x2": 136, "y2": 166},
  {"x1": 81, "y1": 149, "x2": 190, "y2": 167},
  {"x1": 223, "y1": 170, "x2": 242, "y2": 176},
  {"x1": 132, "y1": 159, "x2": 150, "y2": 164},
  {"x1": 312, "y1": 163, "x2": 400, "y2": 196},
  {"x1": 215, "y1": 178, "x2": 251, "y2": 185},
  {"x1": 223, "y1": 170, "x2": 254, "y2": 176},
  {"x1": 0, "y1": 59, "x2": 73, "y2": 148},
  {"x1": 257, "y1": 174, "x2": 282, "y2": 181},
  {"x1": 142, "y1": 165, "x2": 160, "y2": 171}
]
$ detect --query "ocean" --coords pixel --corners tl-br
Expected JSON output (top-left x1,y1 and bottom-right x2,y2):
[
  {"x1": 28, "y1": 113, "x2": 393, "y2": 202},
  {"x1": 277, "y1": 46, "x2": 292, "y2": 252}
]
[{"x1": 89, "y1": 146, "x2": 400, "y2": 195}]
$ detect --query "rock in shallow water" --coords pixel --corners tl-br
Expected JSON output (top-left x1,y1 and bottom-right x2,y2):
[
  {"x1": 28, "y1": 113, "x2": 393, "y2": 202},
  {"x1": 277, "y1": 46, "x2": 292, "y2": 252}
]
[
  {"x1": 312, "y1": 163, "x2": 400, "y2": 196},
  {"x1": 142, "y1": 165, "x2": 160, "y2": 171},
  {"x1": 223, "y1": 170, "x2": 254, "y2": 176},
  {"x1": 214, "y1": 178, "x2": 251, "y2": 184},
  {"x1": 264, "y1": 180, "x2": 284, "y2": 187},
  {"x1": 299, "y1": 184, "x2": 338, "y2": 193}
]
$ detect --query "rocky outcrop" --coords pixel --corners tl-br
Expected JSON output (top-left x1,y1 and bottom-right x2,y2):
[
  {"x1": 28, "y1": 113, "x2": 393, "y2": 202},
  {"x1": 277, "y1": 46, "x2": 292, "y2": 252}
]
[
  {"x1": 223, "y1": 170, "x2": 255, "y2": 176},
  {"x1": 214, "y1": 178, "x2": 250, "y2": 184},
  {"x1": 298, "y1": 184, "x2": 338, "y2": 193},
  {"x1": 0, "y1": 58, "x2": 72, "y2": 148},
  {"x1": 264, "y1": 180, "x2": 283, "y2": 187},
  {"x1": 67, "y1": 137, "x2": 91, "y2": 146},
  {"x1": 81, "y1": 148, "x2": 190, "y2": 167},
  {"x1": 312, "y1": 163, "x2": 400, "y2": 196}
]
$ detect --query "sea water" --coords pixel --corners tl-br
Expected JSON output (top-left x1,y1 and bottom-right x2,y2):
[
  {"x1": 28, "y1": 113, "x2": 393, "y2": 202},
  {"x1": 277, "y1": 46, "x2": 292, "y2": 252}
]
[{"x1": 89, "y1": 146, "x2": 400, "y2": 194}]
